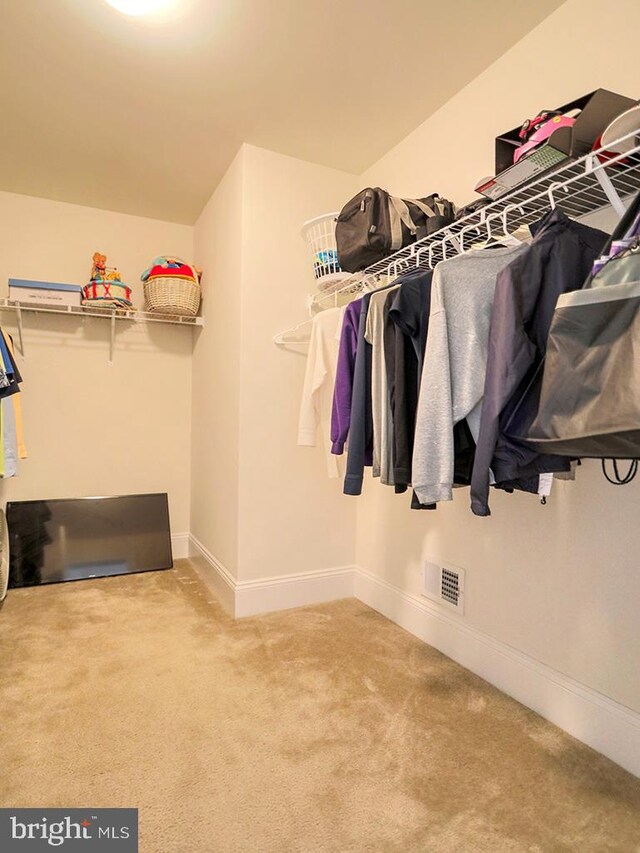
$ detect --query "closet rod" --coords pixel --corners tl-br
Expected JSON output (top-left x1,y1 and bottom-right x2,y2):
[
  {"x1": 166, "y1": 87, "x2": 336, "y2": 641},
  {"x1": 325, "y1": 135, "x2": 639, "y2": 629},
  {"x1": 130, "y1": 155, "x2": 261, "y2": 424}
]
[{"x1": 302, "y1": 125, "x2": 640, "y2": 317}]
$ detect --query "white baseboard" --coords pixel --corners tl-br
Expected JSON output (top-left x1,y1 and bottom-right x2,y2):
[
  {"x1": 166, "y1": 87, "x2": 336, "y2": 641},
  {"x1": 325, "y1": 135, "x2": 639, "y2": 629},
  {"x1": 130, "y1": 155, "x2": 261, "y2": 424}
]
[
  {"x1": 188, "y1": 534, "x2": 236, "y2": 616},
  {"x1": 354, "y1": 567, "x2": 640, "y2": 779},
  {"x1": 235, "y1": 565, "x2": 356, "y2": 618},
  {"x1": 171, "y1": 533, "x2": 191, "y2": 560},
  {"x1": 188, "y1": 534, "x2": 355, "y2": 618}
]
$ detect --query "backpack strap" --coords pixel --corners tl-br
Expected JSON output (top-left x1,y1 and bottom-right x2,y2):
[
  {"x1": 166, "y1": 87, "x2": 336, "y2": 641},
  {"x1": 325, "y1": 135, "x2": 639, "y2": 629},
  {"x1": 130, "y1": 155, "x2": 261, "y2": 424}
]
[
  {"x1": 388, "y1": 195, "x2": 455, "y2": 251},
  {"x1": 388, "y1": 196, "x2": 420, "y2": 250},
  {"x1": 403, "y1": 197, "x2": 439, "y2": 218}
]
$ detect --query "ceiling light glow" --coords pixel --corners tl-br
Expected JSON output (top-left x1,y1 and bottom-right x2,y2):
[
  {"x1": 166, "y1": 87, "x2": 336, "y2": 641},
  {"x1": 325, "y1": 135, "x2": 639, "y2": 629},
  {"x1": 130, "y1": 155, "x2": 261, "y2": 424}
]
[{"x1": 105, "y1": 0, "x2": 176, "y2": 16}]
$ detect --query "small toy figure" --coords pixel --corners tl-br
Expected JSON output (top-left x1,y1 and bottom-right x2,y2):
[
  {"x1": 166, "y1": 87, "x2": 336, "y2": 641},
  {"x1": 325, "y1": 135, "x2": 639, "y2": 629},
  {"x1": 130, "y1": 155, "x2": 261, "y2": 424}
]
[
  {"x1": 91, "y1": 252, "x2": 107, "y2": 281},
  {"x1": 90, "y1": 252, "x2": 122, "y2": 283},
  {"x1": 84, "y1": 251, "x2": 132, "y2": 309}
]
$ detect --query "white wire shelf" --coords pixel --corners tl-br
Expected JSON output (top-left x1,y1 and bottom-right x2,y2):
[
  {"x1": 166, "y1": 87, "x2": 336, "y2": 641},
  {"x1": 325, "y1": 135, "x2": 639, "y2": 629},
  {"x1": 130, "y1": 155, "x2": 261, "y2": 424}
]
[
  {"x1": 307, "y1": 126, "x2": 640, "y2": 313},
  {"x1": 0, "y1": 298, "x2": 204, "y2": 364}
]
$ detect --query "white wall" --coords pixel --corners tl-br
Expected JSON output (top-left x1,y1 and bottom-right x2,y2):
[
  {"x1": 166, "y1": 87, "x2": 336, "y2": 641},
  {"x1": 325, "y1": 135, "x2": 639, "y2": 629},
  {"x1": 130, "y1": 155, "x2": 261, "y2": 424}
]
[
  {"x1": 191, "y1": 149, "x2": 244, "y2": 575},
  {"x1": 191, "y1": 144, "x2": 359, "y2": 584},
  {"x1": 237, "y1": 145, "x2": 359, "y2": 582},
  {"x1": 0, "y1": 191, "x2": 194, "y2": 534},
  {"x1": 361, "y1": 0, "x2": 640, "y2": 207},
  {"x1": 356, "y1": 0, "x2": 640, "y2": 713}
]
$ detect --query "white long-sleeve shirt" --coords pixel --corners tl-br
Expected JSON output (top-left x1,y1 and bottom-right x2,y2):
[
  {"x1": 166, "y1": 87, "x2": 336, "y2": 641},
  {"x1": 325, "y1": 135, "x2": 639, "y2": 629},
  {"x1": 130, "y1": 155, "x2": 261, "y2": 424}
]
[{"x1": 297, "y1": 306, "x2": 346, "y2": 478}]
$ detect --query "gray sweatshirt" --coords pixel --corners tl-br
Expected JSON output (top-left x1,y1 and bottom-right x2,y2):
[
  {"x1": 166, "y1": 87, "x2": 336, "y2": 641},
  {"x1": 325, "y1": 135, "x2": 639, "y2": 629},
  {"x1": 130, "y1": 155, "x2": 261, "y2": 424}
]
[{"x1": 412, "y1": 245, "x2": 528, "y2": 505}]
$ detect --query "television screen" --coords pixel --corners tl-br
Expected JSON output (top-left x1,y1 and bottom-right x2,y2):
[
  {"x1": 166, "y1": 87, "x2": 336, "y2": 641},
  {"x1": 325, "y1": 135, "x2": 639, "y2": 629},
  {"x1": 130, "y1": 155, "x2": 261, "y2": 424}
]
[{"x1": 7, "y1": 494, "x2": 173, "y2": 588}]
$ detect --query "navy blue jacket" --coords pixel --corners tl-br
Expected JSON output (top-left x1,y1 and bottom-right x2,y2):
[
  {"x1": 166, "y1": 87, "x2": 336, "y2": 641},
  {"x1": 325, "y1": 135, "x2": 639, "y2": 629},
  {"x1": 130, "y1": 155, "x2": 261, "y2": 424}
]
[
  {"x1": 470, "y1": 209, "x2": 608, "y2": 517},
  {"x1": 343, "y1": 292, "x2": 374, "y2": 495}
]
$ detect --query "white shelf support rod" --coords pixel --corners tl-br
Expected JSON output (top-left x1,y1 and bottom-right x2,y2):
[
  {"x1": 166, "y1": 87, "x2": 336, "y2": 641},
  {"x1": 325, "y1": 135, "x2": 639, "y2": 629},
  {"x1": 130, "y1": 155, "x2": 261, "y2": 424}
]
[
  {"x1": 593, "y1": 164, "x2": 627, "y2": 217},
  {"x1": 15, "y1": 303, "x2": 25, "y2": 357},
  {"x1": 109, "y1": 311, "x2": 116, "y2": 365}
]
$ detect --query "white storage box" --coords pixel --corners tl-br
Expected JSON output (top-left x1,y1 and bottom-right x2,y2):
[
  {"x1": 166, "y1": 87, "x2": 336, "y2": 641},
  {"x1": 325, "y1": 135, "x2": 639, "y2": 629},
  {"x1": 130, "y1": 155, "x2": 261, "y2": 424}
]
[{"x1": 8, "y1": 279, "x2": 83, "y2": 307}]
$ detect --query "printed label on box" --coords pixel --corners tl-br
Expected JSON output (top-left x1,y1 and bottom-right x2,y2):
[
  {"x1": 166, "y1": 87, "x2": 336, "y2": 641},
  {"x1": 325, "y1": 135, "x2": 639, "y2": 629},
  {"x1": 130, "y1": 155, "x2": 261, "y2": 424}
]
[{"x1": 9, "y1": 289, "x2": 81, "y2": 306}]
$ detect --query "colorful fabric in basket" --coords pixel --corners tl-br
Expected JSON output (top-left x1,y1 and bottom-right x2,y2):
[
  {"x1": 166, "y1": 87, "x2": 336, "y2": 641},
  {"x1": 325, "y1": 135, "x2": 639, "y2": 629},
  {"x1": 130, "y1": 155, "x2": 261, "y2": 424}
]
[
  {"x1": 82, "y1": 281, "x2": 133, "y2": 309},
  {"x1": 313, "y1": 249, "x2": 341, "y2": 278},
  {"x1": 141, "y1": 256, "x2": 200, "y2": 284}
]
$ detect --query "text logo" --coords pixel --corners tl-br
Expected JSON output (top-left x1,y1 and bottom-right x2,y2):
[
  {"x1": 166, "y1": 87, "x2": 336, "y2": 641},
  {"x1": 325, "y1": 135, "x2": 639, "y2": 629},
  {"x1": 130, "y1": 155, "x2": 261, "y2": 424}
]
[{"x1": 0, "y1": 809, "x2": 138, "y2": 851}]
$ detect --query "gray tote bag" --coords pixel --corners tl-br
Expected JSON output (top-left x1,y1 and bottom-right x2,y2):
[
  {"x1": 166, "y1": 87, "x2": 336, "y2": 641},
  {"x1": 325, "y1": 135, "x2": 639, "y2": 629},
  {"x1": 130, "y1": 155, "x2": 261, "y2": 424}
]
[{"x1": 526, "y1": 243, "x2": 640, "y2": 458}]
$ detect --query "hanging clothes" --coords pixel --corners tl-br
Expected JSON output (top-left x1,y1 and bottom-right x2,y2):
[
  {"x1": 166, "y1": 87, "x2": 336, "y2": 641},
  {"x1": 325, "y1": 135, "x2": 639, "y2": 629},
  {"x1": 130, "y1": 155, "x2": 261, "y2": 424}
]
[
  {"x1": 331, "y1": 299, "x2": 364, "y2": 456},
  {"x1": 297, "y1": 306, "x2": 346, "y2": 479},
  {"x1": 343, "y1": 282, "x2": 400, "y2": 496},
  {"x1": 470, "y1": 209, "x2": 608, "y2": 516},
  {"x1": 297, "y1": 205, "x2": 617, "y2": 517},
  {"x1": 2, "y1": 397, "x2": 18, "y2": 478},
  {"x1": 10, "y1": 386, "x2": 26, "y2": 461},
  {"x1": 385, "y1": 269, "x2": 435, "y2": 505},
  {"x1": 387, "y1": 268, "x2": 433, "y2": 368},
  {"x1": 384, "y1": 287, "x2": 420, "y2": 493},
  {"x1": 365, "y1": 287, "x2": 397, "y2": 485},
  {"x1": 0, "y1": 330, "x2": 21, "y2": 399},
  {"x1": 343, "y1": 292, "x2": 375, "y2": 496},
  {"x1": 0, "y1": 328, "x2": 25, "y2": 476},
  {"x1": 412, "y1": 244, "x2": 527, "y2": 506}
]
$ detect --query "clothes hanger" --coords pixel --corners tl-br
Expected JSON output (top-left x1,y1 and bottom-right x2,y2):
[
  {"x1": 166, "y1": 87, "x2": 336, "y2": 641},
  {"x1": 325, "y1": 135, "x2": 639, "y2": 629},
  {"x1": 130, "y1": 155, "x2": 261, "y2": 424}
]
[
  {"x1": 458, "y1": 221, "x2": 481, "y2": 253},
  {"x1": 463, "y1": 212, "x2": 500, "y2": 250},
  {"x1": 468, "y1": 211, "x2": 523, "y2": 251},
  {"x1": 547, "y1": 181, "x2": 569, "y2": 210},
  {"x1": 501, "y1": 204, "x2": 526, "y2": 244},
  {"x1": 415, "y1": 244, "x2": 429, "y2": 269},
  {"x1": 273, "y1": 318, "x2": 313, "y2": 348}
]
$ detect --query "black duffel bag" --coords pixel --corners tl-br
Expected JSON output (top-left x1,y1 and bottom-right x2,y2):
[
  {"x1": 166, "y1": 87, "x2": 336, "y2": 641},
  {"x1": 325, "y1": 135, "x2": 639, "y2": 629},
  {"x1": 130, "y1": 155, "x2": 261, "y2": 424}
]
[{"x1": 335, "y1": 187, "x2": 455, "y2": 273}]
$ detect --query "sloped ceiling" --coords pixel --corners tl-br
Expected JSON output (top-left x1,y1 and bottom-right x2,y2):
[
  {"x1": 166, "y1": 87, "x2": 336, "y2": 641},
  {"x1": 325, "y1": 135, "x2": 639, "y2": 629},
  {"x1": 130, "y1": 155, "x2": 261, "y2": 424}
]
[{"x1": 0, "y1": 0, "x2": 566, "y2": 223}]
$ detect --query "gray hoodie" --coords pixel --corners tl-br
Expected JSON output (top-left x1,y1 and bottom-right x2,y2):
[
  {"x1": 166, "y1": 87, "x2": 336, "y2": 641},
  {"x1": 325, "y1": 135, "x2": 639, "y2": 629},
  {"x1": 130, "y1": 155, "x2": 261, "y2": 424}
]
[{"x1": 412, "y1": 245, "x2": 527, "y2": 505}]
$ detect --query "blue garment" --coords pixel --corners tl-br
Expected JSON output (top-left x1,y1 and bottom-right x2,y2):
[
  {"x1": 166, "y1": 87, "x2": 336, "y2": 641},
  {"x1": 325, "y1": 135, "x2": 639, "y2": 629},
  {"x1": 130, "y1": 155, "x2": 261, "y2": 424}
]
[
  {"x1": 0, "y1": 331, "x2": 21, "y2": 400},
  {"x1": 0, "y1": 333, "x2": 14, "y2": 376},
  {"x1": 343, "y1": 293, "x2": 373, "y2": 496}
]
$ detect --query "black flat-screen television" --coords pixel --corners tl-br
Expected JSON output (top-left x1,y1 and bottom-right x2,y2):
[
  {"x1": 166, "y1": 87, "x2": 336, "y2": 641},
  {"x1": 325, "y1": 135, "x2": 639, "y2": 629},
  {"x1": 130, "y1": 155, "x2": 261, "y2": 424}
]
[{"x1": 7, "y1": 493, "x2": 173, "y2": 588}]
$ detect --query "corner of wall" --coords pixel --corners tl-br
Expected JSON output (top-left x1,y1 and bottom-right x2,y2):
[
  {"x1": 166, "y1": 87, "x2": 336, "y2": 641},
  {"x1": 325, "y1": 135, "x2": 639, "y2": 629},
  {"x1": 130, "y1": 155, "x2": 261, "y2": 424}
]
[
  {"x1": 190, "y1": 147, "x2": 246, "y2": 578},
  {"x1": 232, "y1": 144, "x2": 359, "y2": 582}
]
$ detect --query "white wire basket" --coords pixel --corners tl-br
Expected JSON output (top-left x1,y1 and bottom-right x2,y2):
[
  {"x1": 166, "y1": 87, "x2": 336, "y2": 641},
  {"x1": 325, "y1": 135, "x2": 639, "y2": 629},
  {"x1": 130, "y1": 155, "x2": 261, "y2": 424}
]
[{"x1": 301, "y1": 213, "x2": 350, "y2": 293}]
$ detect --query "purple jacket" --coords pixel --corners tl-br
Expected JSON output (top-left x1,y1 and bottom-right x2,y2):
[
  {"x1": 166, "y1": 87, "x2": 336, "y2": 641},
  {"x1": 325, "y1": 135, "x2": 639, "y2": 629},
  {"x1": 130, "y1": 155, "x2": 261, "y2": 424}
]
[{"x1": 331, "y1": 300, "x2": 363, "y2": 455}]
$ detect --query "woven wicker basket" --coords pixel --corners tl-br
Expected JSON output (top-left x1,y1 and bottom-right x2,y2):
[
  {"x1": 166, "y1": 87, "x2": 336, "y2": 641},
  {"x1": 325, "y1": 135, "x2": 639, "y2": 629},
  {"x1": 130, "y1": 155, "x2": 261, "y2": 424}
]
[{"x1": 144, "y1": 262, "x2": 201, "y2": 316}]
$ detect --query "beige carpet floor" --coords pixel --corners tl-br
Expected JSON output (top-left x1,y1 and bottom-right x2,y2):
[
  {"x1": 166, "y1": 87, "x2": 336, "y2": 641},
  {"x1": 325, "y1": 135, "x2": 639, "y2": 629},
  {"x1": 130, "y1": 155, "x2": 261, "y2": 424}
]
[{"x1": 0, "y1": 560, "x2": 639, "y2": 852}]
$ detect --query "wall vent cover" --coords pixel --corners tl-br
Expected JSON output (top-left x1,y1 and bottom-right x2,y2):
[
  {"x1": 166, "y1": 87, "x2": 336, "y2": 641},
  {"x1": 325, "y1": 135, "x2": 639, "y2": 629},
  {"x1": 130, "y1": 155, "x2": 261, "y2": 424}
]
[
  {"x1": 441, "y1": 567, "x2": 460, "y2": 607},
  {"x1": 423, "y1": 560, "x2": 465, "y2": 614}
]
